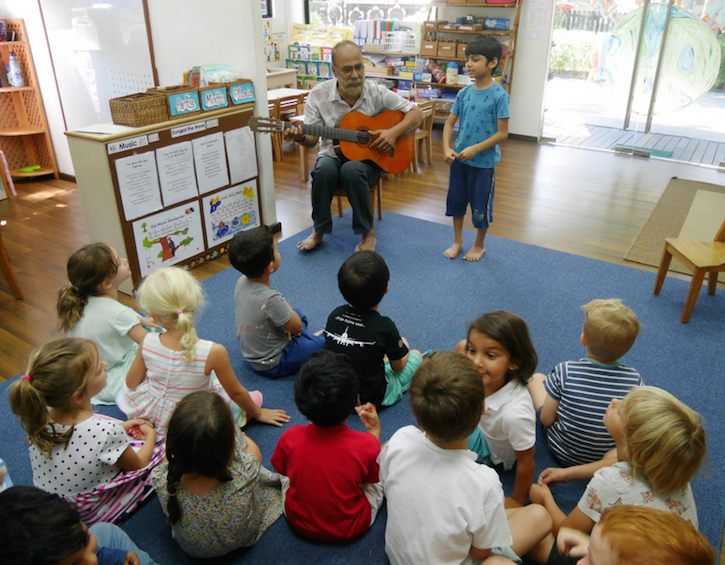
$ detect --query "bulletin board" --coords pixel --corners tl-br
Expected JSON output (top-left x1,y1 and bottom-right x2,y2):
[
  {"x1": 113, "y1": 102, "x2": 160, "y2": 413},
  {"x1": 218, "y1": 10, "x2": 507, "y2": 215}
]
[{"x1": 103, "y1": 106, "x2": 261, "y2": 287}]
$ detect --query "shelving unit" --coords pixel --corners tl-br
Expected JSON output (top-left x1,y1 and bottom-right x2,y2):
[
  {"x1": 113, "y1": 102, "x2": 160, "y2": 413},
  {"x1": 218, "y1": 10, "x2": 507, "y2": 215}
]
[
  {"x1": 414, "y1": 0, "x2": 523, "y2": 119},
  {"x1": 0, "y1": 19, "x2": 58, "y2": 181}
]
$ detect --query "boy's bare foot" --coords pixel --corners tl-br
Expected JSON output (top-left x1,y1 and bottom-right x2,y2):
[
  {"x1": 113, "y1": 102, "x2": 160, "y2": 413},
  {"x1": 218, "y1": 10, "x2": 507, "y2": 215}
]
[
  {"x1": 297, "y1": 231, "x2": 323, "y2": 251},
  {"x1": 443, "y1": 242, "x2": 462, "y2": 259},
  {"x1": 355, "y1": 231, "x2": 376, "y2": 252},
  {"x1": 463, "y1": 245, "x2": 486, "y2": 261}
]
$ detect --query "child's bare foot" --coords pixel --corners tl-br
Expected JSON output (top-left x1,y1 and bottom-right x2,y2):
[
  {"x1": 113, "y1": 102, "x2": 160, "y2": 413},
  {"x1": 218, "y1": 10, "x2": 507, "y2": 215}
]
[
  {"x1": 355, "y1": 231, "x2": 376, "y2": 252},
  {"x1": 463, "y1": 245, "x2": 486, "y2": 261},
  {"x1": 443, "y1": 242, "x2": 462, "y2": 259},
  {"x1": 297, "y1": 231, "x2": 323, "y2": 251}
]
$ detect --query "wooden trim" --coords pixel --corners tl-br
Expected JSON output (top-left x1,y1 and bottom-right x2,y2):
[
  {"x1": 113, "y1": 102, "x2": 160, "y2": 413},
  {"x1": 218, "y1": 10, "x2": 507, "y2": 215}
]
[
  {"x1": 508, "y1": 133, "x2": 538, "y2": 143},
  {"x1": 142, "y1": 0, "x2": 160, "y2": 87},
  {"x1": 59, "y1": 172, "x2": 76, "y2": 183}
]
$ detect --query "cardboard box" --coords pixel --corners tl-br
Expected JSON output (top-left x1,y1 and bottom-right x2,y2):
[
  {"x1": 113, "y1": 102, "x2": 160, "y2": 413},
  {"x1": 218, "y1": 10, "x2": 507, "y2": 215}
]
[
  {"x1": 457, "y1": 24, "x2": 483, "y2": 31},
  {"x1": 424, "y1": 20, "x2": 447, "y2": 29},
  {"x1": 438, "y1": 23, "x2": 457, "y2": 30},
  {"x1": 457, "y1": 43, "x2": 468, "y2": 60},
  {"x1": 437, "y1": 41, "x2": 457, "y2": 58},
  {"x1": 484, "y1": 18, "x2": 510, "y2": 29},
  {"x1": 420, "y1": 40, "x2": 438, "y2": 57}
]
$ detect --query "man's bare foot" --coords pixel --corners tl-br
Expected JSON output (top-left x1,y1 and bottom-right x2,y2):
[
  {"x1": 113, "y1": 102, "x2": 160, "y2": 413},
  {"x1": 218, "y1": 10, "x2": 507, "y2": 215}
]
[
  {"x1": 355, "y1": 231, "x2": 376, "y2": 252},
  {"x1": 463, "y1": 245, "x2": 486, "y2": 261},
  {"x1": 297, "y1": 231, "x2": 323, "y2": 251},
  {"x1": 443, "y1": 242, "x2": 463, "y2": 259}
]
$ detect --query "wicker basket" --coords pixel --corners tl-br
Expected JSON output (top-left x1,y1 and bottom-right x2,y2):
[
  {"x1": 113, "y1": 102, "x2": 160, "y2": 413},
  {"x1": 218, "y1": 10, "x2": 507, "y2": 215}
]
[
  {"x1": 109, "y1": 92, "x2": 169, "y2": 127},
  {"x1": 147, "y1": 85, "x2": 200, "y2": 119},
  {"x1": 199, "y1": 82, "x2": 229, "y2": 111},
  {"x1": 226, "y1": 79, "x2": 255, "y2": 106}
]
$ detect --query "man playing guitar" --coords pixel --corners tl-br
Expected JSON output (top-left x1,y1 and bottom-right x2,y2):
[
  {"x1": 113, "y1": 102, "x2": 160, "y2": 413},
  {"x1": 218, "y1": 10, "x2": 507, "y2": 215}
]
[{"x1": 283, "y1": 41, "x2": 423, "y2": 252}]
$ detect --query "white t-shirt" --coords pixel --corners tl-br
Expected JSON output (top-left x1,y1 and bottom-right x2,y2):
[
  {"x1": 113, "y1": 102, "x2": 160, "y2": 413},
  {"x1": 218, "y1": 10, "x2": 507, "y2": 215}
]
[
  {"x1": 478, "y1": 380, "x2": 536, "y2": 469},
  {"x1": 578, "y1": 461, "x2": 698, "y2": 528},
  {"x1": 68, "y1": 295, "x2": 139, "y2": 366},
  {"x1": 379, "y1": 426, "x2": 512, "y2": 565},
  {"x1": 30, "y1": 414, "x2": 129, "y2": 496}
]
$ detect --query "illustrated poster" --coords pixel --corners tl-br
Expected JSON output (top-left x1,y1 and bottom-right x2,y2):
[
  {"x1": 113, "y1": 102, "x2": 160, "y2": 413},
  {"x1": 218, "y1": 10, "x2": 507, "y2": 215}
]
[
  {"x1": 192, "y1": 132, "x2": 229, "y2": 195},
  {"x1": 115, "y1": 152, "x2": 162, "y2": 221},
  {"x1": 132, "y1": 203, "x2": 205, "y2": 277},
  {"x1": 156, "y1": 141, "x2": 198, "y2": 207},
  {"x1": 201, "y1": 182, "x2": 260, "y2": 246}
]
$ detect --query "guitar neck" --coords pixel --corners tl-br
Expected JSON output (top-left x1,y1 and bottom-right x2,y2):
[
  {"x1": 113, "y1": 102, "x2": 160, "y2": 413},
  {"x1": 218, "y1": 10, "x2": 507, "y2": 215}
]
[{"x1": 286, "y1": 121, "x2": 370, "y2": 143}]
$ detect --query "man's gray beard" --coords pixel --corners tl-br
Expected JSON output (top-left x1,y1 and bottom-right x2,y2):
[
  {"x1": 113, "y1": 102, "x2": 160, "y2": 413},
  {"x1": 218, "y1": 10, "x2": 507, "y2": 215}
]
[{"x1": 340, "y1": 80, "x2": 363, "y2": 98}]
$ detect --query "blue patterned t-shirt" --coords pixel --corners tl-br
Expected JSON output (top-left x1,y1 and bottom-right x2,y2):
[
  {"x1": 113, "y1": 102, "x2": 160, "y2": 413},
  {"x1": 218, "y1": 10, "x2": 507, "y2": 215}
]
[{"x1": 451, "y1": 82, "x2": 510, "y2": 168}]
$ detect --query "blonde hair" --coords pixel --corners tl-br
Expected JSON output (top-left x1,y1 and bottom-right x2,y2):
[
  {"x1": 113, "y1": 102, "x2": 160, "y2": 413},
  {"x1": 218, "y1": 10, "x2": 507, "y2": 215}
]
[
  {"x1": 57, "y1": 243, "x2": 118, "y2": 333},
  {"x1": 581, "y1": 298, "x2": 640, "y2": 361},
  {"x1": 138, "y1": 267, "x2": 204, "y2": 363},
  {"x1": 598, "y1": 505, "x2": 715, "y2": 565},
  {"x1": 622, "y1": 386, "x2": 706, "y2": 495},
  {"x1": 9, "y1": 338, "x2": 99, "y2": 455}
]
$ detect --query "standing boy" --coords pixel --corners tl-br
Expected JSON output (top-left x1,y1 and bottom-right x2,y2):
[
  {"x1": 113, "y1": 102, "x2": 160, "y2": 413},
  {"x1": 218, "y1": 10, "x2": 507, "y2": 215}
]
[
  {"x1": 230, "y1": 227, "x2": 325, "y2": 378},
  {"x1": 271, "y1": 350, "x2": 384, "y2": 541},
  {"x1": 443, "y1": 36, "x2": 509, "y2": 261},
  {"x1": 324, "y1": 251, "x2": 422, "y2": 407}
]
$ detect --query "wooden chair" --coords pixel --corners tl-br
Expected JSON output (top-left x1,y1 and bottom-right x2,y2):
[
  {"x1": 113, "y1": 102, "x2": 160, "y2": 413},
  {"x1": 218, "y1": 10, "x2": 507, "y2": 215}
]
[
  {"x1": 653, "y1": 216, "x2": 725, "y2": 323},
  {"x1": 0, "y1": 223, "x2": 23, "y2": 299},
  {"x1": 409, "y1": 100, "x2": 437, "y2": 173},
  {"x1": 334, "y1": 176, "x2": 384, "y2": 226},
  {"x1": 290, "y1": 102, "x2": 313, "y2": 182}
]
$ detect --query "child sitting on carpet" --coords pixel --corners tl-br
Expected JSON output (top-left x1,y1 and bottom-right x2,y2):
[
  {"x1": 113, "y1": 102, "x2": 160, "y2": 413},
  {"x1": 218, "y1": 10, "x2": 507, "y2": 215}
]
[
  {"x1": 0, "y1": 485, "x2": 159, "y2": 565},
  {"x1": 529, "y1": 385, "x2": 705, "y2": 555},
  {"x1": 528, "y1": 299, "x2": 643, "y2": 467},
  {"x1": 118, "y1": 266, "x2": 289, "y2": 434},
  {"x1": 271, "y1": 350, "x2": 384, "y2": 541},
  {"x1": 57, "y1": 243, "x2": 159, "y2": 405},
  {"x1": 379, "y1": 351, "x2": 553, "y2": 564},
  {"x1": 150, "y1": 391, "x2": 283, "y2": 558},
  {"x1": 230, "y1": 226, "x2": 325, "y2": 378},
  {"x1": 556, "y1": 506, "x2": 715, "y2": 565},
  {"x1": 455, "y1": 311, "x2": 538, "y2": 507},
  {"x1": 9, "y1": 338, "x2": 163, "y2": 525},
  {"x1": 324, "y1": 251, "x2": 422, "y2": 407}
]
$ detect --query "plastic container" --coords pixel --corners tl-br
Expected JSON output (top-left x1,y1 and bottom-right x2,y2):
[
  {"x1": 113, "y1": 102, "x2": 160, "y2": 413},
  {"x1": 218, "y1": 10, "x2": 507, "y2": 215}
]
[
  {"x1": 446, "y1": 61, "x2": 459, "y2": 85},
  {"x1": 7, "y1": 52, "x2": 24, "y2": 87}
]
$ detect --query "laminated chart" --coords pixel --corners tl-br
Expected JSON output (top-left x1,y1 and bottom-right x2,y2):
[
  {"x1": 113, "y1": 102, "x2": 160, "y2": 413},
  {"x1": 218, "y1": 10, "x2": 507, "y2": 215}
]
[
  {"x1": 202, "y1": 182, "x2": 260, "y2": 246},
  {"x1": 132, "y1": 204, "x2": 205, "y2": 277}
]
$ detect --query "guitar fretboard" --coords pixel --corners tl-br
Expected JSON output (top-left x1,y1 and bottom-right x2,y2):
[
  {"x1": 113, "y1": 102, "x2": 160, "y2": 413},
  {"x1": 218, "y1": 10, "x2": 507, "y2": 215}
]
[{"x1": 284, "y1": 121, "x2": 372, "y2": 144}]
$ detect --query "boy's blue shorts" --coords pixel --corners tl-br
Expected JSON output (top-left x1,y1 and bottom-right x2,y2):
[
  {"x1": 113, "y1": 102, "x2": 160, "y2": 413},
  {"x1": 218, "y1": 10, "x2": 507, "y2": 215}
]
[{"x1": 446, "y1": 159, "x2": 495, "y2": 229}]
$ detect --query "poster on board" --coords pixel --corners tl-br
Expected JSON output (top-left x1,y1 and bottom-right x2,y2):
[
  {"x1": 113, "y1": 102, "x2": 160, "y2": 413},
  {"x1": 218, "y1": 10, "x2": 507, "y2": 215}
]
[
  {"x1": 224, "y1": 126, "x2": 258, "y2": 184},
  {"x1": 201, "y1": 182, "x2": 261, "y2": 246},
  {"x1": 192, "y1": 132, "x2": 230, "y2": 195},
  {"x1": 132, "y1": 204, "x2": 205, "y2": 278},
  {"x1": 115, "y1": 152, "x2": 163, "y2": 221},
  {"x1": 156, "y1": 141, "x2": 198, "y2": 207}
]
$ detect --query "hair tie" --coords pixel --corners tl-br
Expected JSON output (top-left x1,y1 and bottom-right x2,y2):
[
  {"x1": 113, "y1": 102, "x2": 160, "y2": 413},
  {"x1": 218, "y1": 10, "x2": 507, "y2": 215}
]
[
  {"x1": 176, "y1": 310, "x2": 184, "y2": 316},
  {"x1": 20, "y1": 374, "x2": 32, "y2": 382}
]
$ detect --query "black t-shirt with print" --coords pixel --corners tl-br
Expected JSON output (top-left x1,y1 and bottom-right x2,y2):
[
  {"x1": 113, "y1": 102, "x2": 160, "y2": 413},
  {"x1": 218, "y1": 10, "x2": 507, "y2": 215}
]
[{"x1": 324, "y1": 305, "x2": 408, "y2": 407}]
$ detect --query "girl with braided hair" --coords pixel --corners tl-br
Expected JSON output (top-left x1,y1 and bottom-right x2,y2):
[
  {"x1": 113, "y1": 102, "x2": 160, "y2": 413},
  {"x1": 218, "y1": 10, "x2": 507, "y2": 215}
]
[
  {"x1": 57, "y1": 243, "x2": 159, "y2": 404},
  {"x1": 117, "y1": 266, "x2": 289, "y2": 435},
  {"x1": 149, "y1": 391, "x2": 283, "y2": 557}
]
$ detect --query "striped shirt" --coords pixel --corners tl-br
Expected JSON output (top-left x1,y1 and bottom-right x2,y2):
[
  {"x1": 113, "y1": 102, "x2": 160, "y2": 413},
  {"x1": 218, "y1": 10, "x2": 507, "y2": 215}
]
[
  {"x1": 118, "y1": 333, "x2": 229, "y2": 435},
  {"x1": 544, "y1": 359, "x2": 643, "y2": 466}
]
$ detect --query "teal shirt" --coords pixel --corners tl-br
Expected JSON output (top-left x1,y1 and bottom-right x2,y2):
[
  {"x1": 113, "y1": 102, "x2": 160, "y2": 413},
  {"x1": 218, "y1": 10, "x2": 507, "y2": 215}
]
[{"x1": 451, "y1": 82, "x2": 510, "y2": 168}]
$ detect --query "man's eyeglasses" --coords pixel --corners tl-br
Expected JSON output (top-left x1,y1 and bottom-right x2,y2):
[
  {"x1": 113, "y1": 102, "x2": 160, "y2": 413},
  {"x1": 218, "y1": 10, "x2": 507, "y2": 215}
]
[{"x1": 337, "y1": 63, "x2": 365, "y2": 77}]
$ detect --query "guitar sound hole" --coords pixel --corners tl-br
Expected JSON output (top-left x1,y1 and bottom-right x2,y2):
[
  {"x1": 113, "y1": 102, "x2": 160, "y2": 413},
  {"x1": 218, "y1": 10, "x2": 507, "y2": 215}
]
[{"x1": 357, "y1": 131, "x2": 372, "y2": 145}]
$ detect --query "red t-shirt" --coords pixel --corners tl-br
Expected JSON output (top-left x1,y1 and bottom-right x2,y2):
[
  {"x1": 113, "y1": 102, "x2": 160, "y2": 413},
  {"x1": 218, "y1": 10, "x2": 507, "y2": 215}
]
[{"x1": 271, "y1": 423, "x2": 380, "y2": 541}]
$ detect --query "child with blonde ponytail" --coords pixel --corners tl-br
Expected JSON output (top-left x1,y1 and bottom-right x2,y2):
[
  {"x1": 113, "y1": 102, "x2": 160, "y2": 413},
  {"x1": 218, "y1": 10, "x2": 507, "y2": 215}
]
[
  {"x1": 9, "y1": 338, "x2": 162, "y2": 525},
  {"x1": 118, "y1": 267, "x2": 289, "y2": 435},
  {"x1": 57, "y1": 243, "x2": 158, "y2": 404}
]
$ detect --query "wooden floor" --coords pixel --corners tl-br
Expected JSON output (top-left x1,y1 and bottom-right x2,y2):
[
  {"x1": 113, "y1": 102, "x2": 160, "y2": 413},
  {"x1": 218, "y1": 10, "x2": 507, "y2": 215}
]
[
  {"x1": 1, "y1": 131, "x2": 725, "y2": 560},
  {"x1": 556, "y1": 124, "x2": 725, "y2": 167},
  {"x1": 1, "y1": 130, "x2": 724, "y2": 383}
]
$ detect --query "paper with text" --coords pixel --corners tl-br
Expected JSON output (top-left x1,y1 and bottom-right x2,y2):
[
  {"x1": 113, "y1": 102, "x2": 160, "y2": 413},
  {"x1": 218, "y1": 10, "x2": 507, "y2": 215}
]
[
  {"x1": 192, "y1": 132, "x2": 229, "y2": 195},
  {"x1": 115, "y1": 153, "x2": 162, "y2": 221},
  {"x1": 156, "y1": 141, "x2": 198, "y2": 207},
  {"x1": 224, "y1": 127, "x2": 258, "y2": 185},
  {"x1": 202, "y1": 182, "x2": 261, "y2": 246}
]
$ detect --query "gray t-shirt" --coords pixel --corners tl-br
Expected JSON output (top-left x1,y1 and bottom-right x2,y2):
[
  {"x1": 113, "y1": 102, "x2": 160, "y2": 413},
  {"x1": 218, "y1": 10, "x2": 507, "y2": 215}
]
[{"x1": 234, "y1": 276, "x2": 293, "y2": 370}]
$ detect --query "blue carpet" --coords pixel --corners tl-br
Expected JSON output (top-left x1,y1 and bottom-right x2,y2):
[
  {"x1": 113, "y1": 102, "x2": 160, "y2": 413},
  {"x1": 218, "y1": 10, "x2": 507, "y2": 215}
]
[{"x1": 2, "y1": 211, "x2": 723, "y2": 563}]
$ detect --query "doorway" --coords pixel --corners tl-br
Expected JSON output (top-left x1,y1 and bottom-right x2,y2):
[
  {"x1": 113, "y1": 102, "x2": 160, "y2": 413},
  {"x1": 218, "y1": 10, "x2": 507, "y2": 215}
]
[{"x1": 543, "y1": 0, "x2": 725, "y2": 167}]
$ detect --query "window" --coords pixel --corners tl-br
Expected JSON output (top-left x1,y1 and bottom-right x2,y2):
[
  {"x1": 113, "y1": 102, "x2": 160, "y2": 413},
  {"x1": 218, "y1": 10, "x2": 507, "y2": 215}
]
[{"x1": 262, "y1": 0, "x2": 273, "y2": 19}]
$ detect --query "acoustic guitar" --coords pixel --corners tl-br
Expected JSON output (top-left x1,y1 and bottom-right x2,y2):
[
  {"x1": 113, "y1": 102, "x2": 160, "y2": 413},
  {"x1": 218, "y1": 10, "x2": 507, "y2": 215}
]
[{"x1": 249, "y1": 110, "x2": 414, "y2": 174}]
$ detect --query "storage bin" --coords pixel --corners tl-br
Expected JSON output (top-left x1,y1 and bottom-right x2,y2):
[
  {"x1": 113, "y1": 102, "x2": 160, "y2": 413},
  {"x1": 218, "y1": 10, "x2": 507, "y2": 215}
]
[
  {"x1": 227, "y1": 80, "x2": 255, "y2": 105},
  {"x1": 147, "y1": 85, "x2": 200, "y2": 119},
  {"x1": 199, "y1": 83, "x2": 229, "y2": 111},
  {"x1": 109, "y1": 92, "x2": 169, "y2": 127}
]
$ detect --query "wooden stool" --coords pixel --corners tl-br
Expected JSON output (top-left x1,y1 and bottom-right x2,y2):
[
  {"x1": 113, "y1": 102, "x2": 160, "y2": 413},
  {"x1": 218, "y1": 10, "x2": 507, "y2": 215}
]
[{"x1": 333, "y1": 177, "x2": 383, "y2": 226}]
